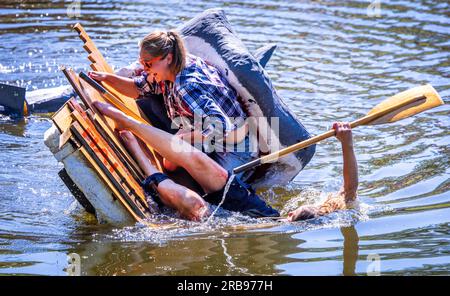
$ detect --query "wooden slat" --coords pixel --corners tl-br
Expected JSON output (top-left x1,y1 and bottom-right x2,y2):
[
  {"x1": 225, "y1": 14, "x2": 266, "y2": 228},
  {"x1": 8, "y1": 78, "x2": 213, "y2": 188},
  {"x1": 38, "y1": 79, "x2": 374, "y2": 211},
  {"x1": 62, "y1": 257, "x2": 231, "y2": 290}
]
[
  {"x1": 69, "y1": 107, "x2": 149, "y2": 208},
  {"x1": 86, "y1": 109, "x2": 144, "y2": 182},
  {"x1": 77, "y1": 145, "x2": 151, "y2": 225},
  {"x1": 74, "y1": 22, "x2": 143, "y2": 117},
  {"x1": 52, "y1": 103, "x2": 74, "y2": 133},
  {"x1": 59, "y1": 127, "x2": 73, "y2": 149},
  {"x1": 73, "y1": 23, "x2": 114, "y2": 73},
  {"x1": 70, "y1": 122, "x2": 154, "y2": 223},
  {"x1": 62, "y1": 67, "x2": 164, "y2": 173},
  {"x1": 72, "y1": 23, "x2": 164, "y2": 170}
]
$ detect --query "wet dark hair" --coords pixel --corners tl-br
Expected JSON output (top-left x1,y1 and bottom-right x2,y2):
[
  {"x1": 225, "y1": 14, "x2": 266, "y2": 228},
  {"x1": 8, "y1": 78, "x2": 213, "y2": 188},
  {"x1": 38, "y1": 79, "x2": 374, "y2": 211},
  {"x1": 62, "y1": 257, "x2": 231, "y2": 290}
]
[{"x1": 139, "y1": 30, "x2": 186, "y2": 75}]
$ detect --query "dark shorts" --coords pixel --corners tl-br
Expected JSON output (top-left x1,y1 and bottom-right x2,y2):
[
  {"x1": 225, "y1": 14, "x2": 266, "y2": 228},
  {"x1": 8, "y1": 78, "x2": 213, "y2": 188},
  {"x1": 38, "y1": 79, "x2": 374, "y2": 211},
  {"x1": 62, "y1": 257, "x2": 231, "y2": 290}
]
[
  {"x1": 137, "y1": 98, "x2": 275, "y2": 217},
  {"x1": 206, "y1": 135, "x2": 257, "y2": 182},
  {"x1": 203, "y1": 173, "x2": 280, "y2": 218}
]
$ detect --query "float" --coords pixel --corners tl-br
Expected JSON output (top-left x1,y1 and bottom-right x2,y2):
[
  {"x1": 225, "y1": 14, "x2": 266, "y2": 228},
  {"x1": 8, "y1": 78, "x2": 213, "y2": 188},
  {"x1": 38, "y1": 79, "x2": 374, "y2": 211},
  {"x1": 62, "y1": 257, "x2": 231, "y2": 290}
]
[{"x1": 43, "y1": 9, "x2": 315, "y2": 225}]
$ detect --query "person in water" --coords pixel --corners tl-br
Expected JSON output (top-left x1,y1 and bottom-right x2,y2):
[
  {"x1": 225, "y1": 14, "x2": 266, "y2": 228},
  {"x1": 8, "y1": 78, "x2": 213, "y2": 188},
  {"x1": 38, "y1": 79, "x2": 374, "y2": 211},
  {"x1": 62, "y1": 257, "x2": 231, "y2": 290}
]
[{"x1": 287, "y1": 122, "x2": 358, "y2": 221}]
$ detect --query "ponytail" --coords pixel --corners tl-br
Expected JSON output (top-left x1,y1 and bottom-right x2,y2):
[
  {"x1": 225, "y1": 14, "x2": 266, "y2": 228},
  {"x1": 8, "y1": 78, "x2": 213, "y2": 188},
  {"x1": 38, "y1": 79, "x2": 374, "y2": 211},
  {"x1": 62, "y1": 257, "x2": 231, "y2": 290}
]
[{"x1": 140, "y1": 30, "x2": 186, "y2": 75}]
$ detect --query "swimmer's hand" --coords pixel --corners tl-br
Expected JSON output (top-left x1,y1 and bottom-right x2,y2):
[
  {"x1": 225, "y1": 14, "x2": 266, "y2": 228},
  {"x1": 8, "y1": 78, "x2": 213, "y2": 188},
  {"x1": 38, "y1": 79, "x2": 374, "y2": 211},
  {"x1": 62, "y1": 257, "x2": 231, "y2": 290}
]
[{"x1": 333, "y1": 122, "x2": 353, "y2": 147}]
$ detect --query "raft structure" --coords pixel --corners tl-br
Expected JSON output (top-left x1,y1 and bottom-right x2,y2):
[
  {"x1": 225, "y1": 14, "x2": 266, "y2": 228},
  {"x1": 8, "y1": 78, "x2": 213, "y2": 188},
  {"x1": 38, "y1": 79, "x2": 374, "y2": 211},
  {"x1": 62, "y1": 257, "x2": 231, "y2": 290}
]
[{"x1": 45, "y1": 9, "x2": 315, "y2": 226}]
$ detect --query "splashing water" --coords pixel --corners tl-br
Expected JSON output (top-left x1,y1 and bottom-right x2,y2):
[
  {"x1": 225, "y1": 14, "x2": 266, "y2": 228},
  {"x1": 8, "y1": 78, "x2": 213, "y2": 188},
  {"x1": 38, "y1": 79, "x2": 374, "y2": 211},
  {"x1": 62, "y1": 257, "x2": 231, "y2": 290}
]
[{"x1": 205, "y1": 173, "x2": 236, "y2": 224}]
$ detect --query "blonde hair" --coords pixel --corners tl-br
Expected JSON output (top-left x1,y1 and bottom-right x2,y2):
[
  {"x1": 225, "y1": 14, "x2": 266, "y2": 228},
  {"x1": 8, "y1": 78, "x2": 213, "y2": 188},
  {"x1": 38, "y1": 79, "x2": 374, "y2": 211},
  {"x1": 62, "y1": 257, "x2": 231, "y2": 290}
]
[{"x1": 139, "y1": 30, "x2": 186, "y2": 75}]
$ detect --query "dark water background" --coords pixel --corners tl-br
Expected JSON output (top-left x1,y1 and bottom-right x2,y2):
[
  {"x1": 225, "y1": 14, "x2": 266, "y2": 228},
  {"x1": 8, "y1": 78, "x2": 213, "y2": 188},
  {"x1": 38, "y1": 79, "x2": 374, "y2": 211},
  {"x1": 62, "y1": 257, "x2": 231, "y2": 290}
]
[{"x1": 0, "y1": 0, "x2": 449, "y2": 275}]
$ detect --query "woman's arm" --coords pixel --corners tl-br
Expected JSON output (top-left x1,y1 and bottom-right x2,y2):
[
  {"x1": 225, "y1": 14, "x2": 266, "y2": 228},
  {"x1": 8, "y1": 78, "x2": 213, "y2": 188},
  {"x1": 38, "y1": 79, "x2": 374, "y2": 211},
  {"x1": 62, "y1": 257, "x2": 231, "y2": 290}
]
[
  {"x1": 88, "y1": 71, "x2": 140, "y2": 99},
  {"x1": 178, "y1": 82, "x2": 236, "y2": 143}
]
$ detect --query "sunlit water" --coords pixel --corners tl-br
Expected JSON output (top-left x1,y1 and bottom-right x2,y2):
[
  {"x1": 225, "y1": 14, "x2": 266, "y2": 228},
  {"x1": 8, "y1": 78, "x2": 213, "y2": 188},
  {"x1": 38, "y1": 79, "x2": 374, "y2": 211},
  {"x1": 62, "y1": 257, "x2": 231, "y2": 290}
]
[{"x1": 0, "y1": 0, "x2": 449, "y2": 275}]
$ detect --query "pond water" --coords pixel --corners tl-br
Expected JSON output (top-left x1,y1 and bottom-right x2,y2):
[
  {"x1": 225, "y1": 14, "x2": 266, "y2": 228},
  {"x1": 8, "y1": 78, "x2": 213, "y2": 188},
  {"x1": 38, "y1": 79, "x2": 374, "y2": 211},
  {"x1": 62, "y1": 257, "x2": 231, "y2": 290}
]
[{"x1": 0, "y1": 0, "x2": 449, "y2": 275}]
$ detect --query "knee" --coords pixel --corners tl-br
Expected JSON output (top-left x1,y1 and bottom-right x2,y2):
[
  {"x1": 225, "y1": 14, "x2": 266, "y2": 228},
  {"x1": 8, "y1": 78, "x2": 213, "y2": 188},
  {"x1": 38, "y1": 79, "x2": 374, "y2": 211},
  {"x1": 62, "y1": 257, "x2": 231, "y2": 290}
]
[
  {"x1": 215, "y1": 167, "x2": 229, "y2": 187},
  {"x1": 188, "y1": 151, "x2": 208, "y2": 167}
]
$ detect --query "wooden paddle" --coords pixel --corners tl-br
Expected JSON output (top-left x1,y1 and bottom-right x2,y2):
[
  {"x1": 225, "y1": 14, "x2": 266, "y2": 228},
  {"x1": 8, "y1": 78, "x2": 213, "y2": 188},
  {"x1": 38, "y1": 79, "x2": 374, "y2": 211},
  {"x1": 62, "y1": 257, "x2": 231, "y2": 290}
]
[{"x1": 233, "y1": 84, "x2": 444, "y2": 174}]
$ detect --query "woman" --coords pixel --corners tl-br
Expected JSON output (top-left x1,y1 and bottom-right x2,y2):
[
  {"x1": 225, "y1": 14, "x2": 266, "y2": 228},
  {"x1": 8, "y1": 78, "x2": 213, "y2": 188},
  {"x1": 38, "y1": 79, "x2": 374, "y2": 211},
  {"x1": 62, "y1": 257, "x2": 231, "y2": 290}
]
[
  {"x1": 89, "y1": 30, "x2": 254, "y2": 181},
  {"x1": 89, "y1": 30, "x2": 278, "y2": 220}
]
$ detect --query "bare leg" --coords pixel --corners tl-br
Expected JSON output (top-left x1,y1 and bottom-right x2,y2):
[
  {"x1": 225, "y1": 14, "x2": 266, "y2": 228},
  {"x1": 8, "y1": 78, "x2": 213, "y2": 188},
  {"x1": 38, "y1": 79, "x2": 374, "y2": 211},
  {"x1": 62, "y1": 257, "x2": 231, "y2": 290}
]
[
  {"x1": 119, "y1": 130, "x2": 210, "y2": 221},
  {"x1": 95, "y1": 101, "x2": 228, "y2": 193}
]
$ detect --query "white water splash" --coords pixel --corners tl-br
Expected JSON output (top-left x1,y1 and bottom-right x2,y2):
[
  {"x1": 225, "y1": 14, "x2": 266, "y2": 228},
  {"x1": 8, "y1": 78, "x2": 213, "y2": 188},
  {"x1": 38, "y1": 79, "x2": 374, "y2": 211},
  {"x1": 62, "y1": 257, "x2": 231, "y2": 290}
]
[{"x1": 205, "y1": 174, "x2": 236, "y2": 224}]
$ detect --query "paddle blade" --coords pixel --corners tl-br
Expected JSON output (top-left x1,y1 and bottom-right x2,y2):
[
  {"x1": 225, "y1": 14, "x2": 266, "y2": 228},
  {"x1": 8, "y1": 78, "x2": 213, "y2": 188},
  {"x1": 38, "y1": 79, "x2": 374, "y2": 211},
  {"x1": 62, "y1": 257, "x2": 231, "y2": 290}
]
[{"x1": 367, "y1": 84, "x2": 443, "y2": 125}]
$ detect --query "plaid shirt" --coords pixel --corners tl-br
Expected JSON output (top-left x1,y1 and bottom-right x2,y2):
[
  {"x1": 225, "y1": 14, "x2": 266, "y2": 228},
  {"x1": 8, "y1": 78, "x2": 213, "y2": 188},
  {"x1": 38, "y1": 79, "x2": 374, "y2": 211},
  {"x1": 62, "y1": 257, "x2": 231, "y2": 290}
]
[{"x1": 134, "y1": 54, "x2": 246, "y2": 137}]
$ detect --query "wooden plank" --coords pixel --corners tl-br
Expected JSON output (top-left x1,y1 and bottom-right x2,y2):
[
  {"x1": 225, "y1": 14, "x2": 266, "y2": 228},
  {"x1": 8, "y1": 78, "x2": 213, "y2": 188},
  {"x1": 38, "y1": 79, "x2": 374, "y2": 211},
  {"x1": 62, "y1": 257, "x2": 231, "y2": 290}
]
[
  {"x1": 61, "y1": 66, "x2": 163, "y2": 191},
  {"x1": 73, "y1": 24, "x2": 139, "y2": 113},
  {"x1": 71, "y1": 122, "x2": 154, "y2": 222},
  {"x1": 52, "y1": 102, "x2": 74, "y2": 133},
  {"x1": 59, "y1": 127, "x2": 73, "y2": 149},
  {"x1": 77, "y1": 145, "x2": 144, "y2": 223},
  {"x1": 72, "y1": 23, "x2": 164, "y2": 170},
  {"x1": 73, "y1": 23, "x2": 114, "y2": 73},
  {"x1": 69, "y1": 108, "x2": 149, "y2": 208},
  {"x1": 86, "y1": 109, "x2": 144, "y2": 182},
  {"x1": 61, "y1": 67, "x2": 127, "y2": 147}
]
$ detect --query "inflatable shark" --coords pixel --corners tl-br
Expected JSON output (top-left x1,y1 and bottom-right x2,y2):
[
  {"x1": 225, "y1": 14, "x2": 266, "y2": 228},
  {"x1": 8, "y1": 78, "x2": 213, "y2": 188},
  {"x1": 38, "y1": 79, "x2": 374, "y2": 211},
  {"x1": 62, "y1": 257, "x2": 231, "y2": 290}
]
[{"x1": 43, "y1": 8, "x2": 315, "y2": 225}]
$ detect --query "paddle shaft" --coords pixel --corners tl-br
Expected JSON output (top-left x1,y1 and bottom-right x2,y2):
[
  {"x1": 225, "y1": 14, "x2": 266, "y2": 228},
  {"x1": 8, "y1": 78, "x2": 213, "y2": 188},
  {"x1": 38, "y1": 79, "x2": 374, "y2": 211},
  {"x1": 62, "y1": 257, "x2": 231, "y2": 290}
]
[{"x1": 233, "y1": 95, "x2": 426, "y2": 174}]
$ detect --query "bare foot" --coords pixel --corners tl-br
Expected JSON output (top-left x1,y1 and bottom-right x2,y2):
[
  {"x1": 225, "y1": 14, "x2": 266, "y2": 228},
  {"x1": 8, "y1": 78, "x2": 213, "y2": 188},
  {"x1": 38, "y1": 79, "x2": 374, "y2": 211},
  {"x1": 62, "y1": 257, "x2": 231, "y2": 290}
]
[
  {"x1": 174, "y1": 188, "x2": 210, "y2": 222},
  {"x1": 287, "y1": 205, "x2": 319, "y2": 221},
  {"x1": 93, "y1": 101, "x2": 134, "y2": 130},
  {"x1": 158, "y1": 180, "x2": 210, "y2": 222}
]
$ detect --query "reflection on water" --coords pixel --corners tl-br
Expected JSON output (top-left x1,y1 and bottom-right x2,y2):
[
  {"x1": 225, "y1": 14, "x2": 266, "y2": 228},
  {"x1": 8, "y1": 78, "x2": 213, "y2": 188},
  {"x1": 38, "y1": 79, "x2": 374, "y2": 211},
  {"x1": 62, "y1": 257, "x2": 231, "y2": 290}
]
[{"x1": 0, "y1": 0, "x2": 449, "y2": 275}]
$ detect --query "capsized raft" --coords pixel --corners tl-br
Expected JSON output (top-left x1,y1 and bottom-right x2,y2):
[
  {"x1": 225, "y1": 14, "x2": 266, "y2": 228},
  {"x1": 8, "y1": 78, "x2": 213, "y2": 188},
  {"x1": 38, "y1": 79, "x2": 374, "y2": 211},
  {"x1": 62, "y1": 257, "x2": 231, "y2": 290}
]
[{"x1": 44, "y1": 9, "x2": 315, "y2": 225}]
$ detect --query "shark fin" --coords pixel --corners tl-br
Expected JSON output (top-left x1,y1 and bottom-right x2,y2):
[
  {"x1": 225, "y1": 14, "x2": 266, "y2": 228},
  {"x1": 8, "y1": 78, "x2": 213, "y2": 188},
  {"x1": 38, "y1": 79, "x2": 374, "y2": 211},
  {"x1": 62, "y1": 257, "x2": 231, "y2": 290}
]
[{"x1": 253, "y1": 44, "x2": 277, "y2": 68}]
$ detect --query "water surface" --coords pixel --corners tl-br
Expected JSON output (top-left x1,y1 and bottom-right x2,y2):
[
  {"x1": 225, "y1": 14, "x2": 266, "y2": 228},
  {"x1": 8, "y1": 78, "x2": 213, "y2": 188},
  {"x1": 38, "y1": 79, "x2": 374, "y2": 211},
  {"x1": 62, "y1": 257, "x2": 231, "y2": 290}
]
[{"x1": 0, "y1": 0, "x2": 449, "y2": 275}]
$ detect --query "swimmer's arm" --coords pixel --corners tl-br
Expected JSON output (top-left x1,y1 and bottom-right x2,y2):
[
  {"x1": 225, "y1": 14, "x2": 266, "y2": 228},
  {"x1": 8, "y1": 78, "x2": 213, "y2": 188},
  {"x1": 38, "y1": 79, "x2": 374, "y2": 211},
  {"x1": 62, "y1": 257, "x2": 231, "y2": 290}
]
[
  {"x1": 88, "y1": 71, "x2": 140, "y2": 99},
  {"x1": 339, "y1": 135, "x2": 358, "y2": 202},
  {"x1": 319, "y1": 128, "x2": 358, "y2": 213}
]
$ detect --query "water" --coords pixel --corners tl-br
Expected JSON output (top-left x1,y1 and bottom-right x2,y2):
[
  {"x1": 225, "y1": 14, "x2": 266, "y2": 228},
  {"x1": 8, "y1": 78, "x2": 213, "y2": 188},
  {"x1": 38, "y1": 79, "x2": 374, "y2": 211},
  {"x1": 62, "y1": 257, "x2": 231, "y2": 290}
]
[{"x1": 0, "y1": 0, "x2": 449, "y2": 275}]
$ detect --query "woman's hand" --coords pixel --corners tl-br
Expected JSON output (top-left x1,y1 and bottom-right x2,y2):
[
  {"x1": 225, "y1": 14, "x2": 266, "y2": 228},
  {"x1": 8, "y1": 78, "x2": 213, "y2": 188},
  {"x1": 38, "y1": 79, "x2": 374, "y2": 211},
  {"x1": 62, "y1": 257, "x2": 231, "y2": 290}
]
[
  {"x1": 177, "y1": 129, "x2": 204, "y2": 144},
  {"x1": 88, "y1": 71, "x2": 110, "y2": 82}
]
